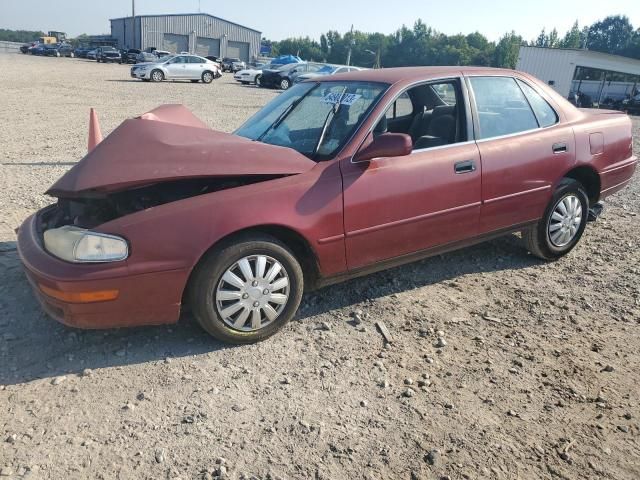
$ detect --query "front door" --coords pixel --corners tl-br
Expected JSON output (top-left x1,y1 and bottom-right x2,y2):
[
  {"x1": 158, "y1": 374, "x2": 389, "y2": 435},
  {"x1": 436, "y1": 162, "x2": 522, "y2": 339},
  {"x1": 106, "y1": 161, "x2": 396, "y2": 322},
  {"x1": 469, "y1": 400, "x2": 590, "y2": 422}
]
[
  {"x1": 165, "y1": 56, "x2": 188, "y2": 78},
  {"x1": 341, "y1": 142, "x2": 482, "y2": 269},
  {"x1": 341, "y1": 78, "x2": 482, "y2": 270}
]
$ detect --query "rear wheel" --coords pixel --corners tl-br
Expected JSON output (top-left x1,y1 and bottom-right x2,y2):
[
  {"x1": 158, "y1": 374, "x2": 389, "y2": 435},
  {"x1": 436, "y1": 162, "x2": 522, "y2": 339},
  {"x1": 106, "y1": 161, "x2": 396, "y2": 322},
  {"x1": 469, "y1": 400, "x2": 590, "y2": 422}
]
[
  {"x1": 523, "y1": 178, "x2": 589, "y2": 260},
  {"x1": 151, "y1": 69, "x2": 164, "y2": 82},
  {"x1": 189, "y1": 234, "x2": 304, "y2": 344},
  {"x1": 202, "y1": 71, "x2": 214, "y2": 84}
]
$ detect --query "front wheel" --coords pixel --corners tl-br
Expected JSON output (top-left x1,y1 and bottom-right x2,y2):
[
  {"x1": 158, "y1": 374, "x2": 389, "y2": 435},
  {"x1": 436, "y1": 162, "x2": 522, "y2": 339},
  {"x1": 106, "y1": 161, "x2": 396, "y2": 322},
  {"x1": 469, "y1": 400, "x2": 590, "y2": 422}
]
[
  {"x1": 151, "y1": 69, "x2": 164, "y2": 82},
  {"x1": 279, "y1": 78, "x2": 290, "y2": 90},
  {"x1": 523, "y1": 178, "x2": 589, "y2": 260},
  {"x1": 255, "y1": 74, "x2": 262, "y2": 86},
  {"x1": 202, "y1": 71, "x2": 214, "y2": 84},
  {"x1": 189, "y1": 234, "x2": 304, "y2": 344}
]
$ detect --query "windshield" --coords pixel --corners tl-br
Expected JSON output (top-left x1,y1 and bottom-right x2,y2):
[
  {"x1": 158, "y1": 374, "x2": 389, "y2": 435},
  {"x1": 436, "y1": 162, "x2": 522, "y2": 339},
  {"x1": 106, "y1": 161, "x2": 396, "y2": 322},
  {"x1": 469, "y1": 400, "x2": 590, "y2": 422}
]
[{"x1": 235, "y1": 81, "x2": 388, "y2": 160}]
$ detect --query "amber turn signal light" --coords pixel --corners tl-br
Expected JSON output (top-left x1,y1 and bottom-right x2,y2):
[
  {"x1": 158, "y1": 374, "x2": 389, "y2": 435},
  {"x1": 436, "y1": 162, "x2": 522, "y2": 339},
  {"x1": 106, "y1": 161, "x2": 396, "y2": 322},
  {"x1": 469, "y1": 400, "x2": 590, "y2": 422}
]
[{"x1": 39, "y1": 284, "x2": 119, "y2": 303}]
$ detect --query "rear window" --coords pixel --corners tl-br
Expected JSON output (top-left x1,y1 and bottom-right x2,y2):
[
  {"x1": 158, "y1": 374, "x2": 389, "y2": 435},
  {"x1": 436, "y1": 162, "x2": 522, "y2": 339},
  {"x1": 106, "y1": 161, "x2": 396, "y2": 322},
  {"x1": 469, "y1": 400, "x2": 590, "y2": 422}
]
[
  {"x1": 516, "y1": 80, "x2": 558, "y2": 128},
  {"x1": 469, "y1": 76, "x2": 539, "y2": 139}
]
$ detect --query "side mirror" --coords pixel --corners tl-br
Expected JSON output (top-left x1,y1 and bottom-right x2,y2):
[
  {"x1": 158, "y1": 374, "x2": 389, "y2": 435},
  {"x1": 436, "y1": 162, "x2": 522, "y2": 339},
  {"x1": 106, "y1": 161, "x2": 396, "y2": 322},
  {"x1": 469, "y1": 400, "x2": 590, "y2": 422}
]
[{"x1": 353, "y1": 133, "x2": 412, "y2": 162}]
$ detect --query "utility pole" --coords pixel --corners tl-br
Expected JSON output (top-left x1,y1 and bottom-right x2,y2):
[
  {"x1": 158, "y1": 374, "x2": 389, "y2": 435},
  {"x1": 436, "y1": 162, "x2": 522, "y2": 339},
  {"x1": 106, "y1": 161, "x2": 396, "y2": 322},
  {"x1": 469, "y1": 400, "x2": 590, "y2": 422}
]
[
  {"x1": 346, "y1": 24, "x2": 354, "y2": 66},
  {"x1": 132, "y1": 0, "x2": 136, "y2": 49}
]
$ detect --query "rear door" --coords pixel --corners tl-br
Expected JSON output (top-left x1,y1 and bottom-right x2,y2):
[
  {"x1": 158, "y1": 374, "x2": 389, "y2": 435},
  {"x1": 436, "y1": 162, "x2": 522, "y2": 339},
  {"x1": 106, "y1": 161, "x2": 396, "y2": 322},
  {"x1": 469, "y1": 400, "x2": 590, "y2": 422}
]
[
  {"x1": 466, "y1": 75, "x2": 575, "y2": 233},
  {"x1": 187, "y1": 56, "x2": 206, "y2": 79}
]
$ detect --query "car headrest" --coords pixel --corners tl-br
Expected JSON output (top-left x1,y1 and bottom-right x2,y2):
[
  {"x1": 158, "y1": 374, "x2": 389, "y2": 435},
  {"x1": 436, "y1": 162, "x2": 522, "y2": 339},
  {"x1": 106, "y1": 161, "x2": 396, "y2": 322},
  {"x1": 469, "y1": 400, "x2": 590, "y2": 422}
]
[{"x1": 374, "y1": 115, "x2": 388, "y2": 134}]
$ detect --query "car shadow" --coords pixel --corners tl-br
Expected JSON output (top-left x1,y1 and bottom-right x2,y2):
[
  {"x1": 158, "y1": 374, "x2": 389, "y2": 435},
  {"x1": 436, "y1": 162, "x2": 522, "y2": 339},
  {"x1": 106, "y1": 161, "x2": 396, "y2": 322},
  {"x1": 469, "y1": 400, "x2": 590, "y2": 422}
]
[{"x1": 0, "y1": 234, "x2": 539, "y2": 386}]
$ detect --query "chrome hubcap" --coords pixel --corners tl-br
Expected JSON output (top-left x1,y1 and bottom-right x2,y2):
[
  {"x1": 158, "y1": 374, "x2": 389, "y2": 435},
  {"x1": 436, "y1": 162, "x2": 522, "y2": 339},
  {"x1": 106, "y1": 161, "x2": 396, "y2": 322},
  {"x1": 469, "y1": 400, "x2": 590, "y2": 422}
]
[
  {"x1": 204, "y1": 73, "x2": 212, "y2": 82},
  {"x1": 548, "y1": 194, "x2": 582, "y2": 247},
  {"x1": 215, "y1": 255, "x2": 289, "y2": 332}
]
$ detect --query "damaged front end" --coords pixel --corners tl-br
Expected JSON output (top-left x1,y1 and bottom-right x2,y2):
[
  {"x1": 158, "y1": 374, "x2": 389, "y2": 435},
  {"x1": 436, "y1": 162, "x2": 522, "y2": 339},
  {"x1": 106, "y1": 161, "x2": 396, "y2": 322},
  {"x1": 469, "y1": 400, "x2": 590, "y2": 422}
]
[
  {"x1": 36, "y1": 104, "x2": 317, "y2": 263},
  {"x1": 43, "y1": 176, "x2": 282, "y2": 231}
]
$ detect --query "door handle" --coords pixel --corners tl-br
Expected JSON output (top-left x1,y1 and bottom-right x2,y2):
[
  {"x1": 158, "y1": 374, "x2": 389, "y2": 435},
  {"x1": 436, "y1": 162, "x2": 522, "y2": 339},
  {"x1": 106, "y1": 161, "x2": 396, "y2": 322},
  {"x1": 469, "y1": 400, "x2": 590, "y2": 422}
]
[
  {"x1": 454, "y1": 160, "x2": 476, "y2": 174},
  {"x1": 552, "y1": 142, "x2": 567, "y2": 154}
]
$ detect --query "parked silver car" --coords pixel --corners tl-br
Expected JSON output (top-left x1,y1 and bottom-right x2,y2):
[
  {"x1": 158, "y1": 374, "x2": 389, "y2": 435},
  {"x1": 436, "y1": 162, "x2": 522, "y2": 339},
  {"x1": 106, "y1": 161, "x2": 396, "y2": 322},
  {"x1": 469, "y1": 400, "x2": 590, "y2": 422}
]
[{"x1": 130, "y1": 54, "x2": 222, "y2": 83}]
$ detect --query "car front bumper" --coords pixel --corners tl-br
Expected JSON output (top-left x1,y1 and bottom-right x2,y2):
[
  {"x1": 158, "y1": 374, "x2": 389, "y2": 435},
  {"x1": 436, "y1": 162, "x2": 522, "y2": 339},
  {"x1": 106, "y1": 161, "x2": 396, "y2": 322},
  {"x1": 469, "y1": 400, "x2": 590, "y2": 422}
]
[
  {"x1": 17, "y1": 210, "x2": 186, "y2": 329},
  {"x1": 131, "y1": 69, "x2": 150, "y2": 79}
]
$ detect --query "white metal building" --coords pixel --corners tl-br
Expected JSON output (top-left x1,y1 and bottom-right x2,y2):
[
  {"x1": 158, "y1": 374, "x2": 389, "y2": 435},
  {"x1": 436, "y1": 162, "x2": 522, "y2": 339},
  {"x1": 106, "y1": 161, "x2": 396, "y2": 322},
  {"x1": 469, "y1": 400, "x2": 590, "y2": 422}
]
[
  {"x1": 110, "y1": 13, "x2": 261, "y2": 62},
  {"x1": 517, "y1": 46, "x2": 640, "y2": 104}
]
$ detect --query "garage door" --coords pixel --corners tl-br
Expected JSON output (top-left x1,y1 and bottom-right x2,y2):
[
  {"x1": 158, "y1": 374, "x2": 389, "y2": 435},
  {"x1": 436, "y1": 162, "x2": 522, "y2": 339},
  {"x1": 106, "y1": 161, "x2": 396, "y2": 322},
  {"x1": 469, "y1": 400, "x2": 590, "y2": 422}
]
[
  {"x1": 227, "y1": 41, "x2": 249, "y2": 62},
  {"x1": 163, "y1": 33, "x2": 188, "y2": 53},
  {"x1": 195, "y1": 37, "x2": 220, "y2": 57}
]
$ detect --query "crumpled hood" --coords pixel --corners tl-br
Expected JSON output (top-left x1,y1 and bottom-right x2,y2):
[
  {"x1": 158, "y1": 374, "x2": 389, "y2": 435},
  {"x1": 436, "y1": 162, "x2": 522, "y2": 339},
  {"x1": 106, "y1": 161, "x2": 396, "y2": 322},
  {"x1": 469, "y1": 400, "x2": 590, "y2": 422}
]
[{"x1": 47, "y1": 105, "x2": 316, "y2": 197}]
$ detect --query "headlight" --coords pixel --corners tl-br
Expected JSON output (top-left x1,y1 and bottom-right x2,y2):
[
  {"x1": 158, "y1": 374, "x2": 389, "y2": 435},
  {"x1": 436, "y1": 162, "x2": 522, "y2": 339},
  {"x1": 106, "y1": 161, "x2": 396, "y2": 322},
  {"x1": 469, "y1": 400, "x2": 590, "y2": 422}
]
[{"x1": 44, "y1": 226, "x2": 128, "y2": 263}]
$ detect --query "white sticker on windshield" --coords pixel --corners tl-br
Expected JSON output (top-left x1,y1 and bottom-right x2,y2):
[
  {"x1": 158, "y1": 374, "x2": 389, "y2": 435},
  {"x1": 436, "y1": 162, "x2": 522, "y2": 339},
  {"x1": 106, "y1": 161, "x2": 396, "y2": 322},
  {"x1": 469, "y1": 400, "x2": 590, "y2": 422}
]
[{"x1": 323, "y1": 93, "x2": 362, "y2": 106}]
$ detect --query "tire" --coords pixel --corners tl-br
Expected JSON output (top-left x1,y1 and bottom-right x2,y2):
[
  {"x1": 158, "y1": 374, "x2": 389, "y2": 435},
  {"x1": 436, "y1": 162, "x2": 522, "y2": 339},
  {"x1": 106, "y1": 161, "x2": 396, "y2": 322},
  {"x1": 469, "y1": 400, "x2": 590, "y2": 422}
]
[
  {"x1": 255, "y1": 74, "x2": 262, "y2": 86},
  {"x1": 202, "y1": 71, "x2": 214, "y2": 84},
  {"x1": 151, "y1": 69, "x2": 164, "y2": 82},
  {"x1": 189, "y1": 234, "x2": 304, "y2": 344},
  {"x1": 523, "y1": 178, "x2": 589, "y2": 260},
  {"x1": 97, "y1": 58, "x2": 101, "y2": 63},
  {"x1": 280, "y1": 78, "x2": 291, "y2": 90}
]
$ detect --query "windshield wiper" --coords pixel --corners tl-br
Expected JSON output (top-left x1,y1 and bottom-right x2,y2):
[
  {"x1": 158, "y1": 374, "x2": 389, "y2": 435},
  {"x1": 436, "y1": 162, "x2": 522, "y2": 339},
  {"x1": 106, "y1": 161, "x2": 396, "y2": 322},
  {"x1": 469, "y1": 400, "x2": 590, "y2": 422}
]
[
  {"x1": 256, "y1": 85, "x2": 317, "y2": 142},
  {"x1": 312, "y1": 86, "x2": 348, "y2": 158}
]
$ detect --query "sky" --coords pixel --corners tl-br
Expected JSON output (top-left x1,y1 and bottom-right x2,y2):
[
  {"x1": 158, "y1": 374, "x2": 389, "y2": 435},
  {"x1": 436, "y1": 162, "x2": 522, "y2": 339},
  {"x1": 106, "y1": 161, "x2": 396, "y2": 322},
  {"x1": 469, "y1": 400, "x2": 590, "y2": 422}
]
[{"x1": 0, "y1": 0, "x2": 638, "y2": 42}]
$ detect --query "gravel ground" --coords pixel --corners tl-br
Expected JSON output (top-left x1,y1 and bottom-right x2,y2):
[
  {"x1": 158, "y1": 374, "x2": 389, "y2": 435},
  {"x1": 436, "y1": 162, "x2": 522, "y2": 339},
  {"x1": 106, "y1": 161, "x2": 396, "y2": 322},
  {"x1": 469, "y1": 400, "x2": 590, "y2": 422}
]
[{"x1": 1, "y1": 53, "x2": 639, "y2": 480}]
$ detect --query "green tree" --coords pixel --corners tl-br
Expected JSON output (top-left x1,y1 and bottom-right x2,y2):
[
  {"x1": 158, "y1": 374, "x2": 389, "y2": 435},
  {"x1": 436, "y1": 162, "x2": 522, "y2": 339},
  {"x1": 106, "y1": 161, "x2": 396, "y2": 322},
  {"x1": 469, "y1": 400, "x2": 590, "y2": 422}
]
[
  {"x1": 560, "y1": 21, "x2": 582, "y2": 48},
  {"x1": 535, "y1": 28, "x2": 547, "y2": 47},
  {"x1": 493, "y1": 31, "x2": 523, "y2": 68},
  {"x1": 0, "y1": 28, "x2": 45, "y2": 43},
  {"x1": 586, "y1": 15, "x2": 634, "y2": 55}
]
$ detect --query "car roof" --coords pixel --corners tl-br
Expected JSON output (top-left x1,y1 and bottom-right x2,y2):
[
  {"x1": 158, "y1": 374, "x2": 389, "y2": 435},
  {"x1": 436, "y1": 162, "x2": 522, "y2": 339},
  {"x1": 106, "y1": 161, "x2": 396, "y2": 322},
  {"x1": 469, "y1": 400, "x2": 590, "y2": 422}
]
[{"x1": 326, "y1": 66, "x2": 518, "y2": 86}]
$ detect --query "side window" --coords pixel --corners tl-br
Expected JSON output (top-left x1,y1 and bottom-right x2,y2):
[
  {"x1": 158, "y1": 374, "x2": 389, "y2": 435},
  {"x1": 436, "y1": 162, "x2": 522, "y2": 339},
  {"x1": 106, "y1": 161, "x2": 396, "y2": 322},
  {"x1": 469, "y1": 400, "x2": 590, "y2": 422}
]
[
  {"x1": 516, "y1": 80, "x2": 558, "y2": 128},
  {"x1": 469, "y1": 76, "x2": 539, "y2": 139},
  {"x1": 385, "y1": 92, "x2": 413, "y2": 119}
]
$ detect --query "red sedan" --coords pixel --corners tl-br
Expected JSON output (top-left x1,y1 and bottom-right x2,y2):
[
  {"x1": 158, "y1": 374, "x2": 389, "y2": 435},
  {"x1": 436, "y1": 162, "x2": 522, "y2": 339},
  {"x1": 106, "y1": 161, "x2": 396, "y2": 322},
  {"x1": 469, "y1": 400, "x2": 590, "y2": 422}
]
[{"x1": 18, "y1": 67, "x2": 637, "y2": 343}]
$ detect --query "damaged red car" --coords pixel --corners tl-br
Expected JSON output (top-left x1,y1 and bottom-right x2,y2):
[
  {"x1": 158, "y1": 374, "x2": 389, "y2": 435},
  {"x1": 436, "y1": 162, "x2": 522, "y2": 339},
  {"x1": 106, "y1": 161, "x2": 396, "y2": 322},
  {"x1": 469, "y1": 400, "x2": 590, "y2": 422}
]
[{"x1": 18, "y1": 67, "x2": 637, "y2": 343}]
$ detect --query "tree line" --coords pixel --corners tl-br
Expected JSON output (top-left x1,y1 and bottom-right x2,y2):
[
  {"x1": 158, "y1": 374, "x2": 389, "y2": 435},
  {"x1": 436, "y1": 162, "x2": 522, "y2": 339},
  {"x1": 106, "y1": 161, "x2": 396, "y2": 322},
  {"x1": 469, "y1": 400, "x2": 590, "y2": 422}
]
[
  {"x1": 264, "y1": 15, "x2": 640, "y2": 69},
  {"x1": 0, "y1": 29, "x2": 45, "y2": 43}
]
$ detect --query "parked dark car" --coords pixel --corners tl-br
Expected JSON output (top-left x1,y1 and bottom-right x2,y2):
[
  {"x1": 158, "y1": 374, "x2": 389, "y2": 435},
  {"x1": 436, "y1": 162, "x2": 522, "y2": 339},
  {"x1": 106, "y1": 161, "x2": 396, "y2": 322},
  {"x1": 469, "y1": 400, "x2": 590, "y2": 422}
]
[
  {"x1": 74, "y1": 46, "x2": 92, "y2": 58},
  {"x1": 30, "y1": 44, "x2": 48, "y2": 56},
  {"x1": 622, "y1": 93, "x2": 640, "y2": 115},
  {"x1": 120, "y1": 48, "x2": 141, "y2": 64},
  {"x1": 221, "y1": 57, "x2": 241, "y2": 73},
  {"x1": 259, "y1": 63, "x2": 324, "y2": 90},
  {"x1": 20, "y1": 43, "x2": 35, "y2": 54},
  {"x1": 17, "y1": 67, "x2": 637, "y2": 345},
  {"x1": 96, "y1": 47, "x2": 121, "y2": 63},
  {"x1": 46, "y1": 44, "x2": 75, "y2": 58}
]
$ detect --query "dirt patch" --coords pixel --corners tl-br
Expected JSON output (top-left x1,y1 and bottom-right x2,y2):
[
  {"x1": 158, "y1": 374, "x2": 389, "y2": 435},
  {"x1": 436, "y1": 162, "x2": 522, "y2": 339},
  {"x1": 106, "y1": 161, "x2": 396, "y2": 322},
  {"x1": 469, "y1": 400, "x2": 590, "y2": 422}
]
[{"x1": 1, "y1": 53, "x2": 639, "y2": 480}]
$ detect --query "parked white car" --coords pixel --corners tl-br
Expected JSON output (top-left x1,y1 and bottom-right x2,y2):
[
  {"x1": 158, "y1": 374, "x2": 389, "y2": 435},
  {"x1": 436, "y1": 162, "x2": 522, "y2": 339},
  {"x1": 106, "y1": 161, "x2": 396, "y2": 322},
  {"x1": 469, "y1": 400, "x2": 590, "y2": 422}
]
[
  {"x1": 233, "y1": 63, "x2": 271, "y2": 85},
  {"x1": 293, "y1": 64, "x2": 366, "y2": 83},
  {"x1": 130, "y1": 54, "x2": 221, "y2": 83}
]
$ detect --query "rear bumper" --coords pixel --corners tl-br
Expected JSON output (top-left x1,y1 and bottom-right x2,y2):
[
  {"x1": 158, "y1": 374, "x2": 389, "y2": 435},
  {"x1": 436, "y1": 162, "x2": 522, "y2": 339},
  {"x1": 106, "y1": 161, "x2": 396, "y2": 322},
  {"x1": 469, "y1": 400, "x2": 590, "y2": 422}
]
[
  {"x1": 600, "y1": 156, "x2": 637, "y2": 199},
  {"x1": 17, "y1": 211, "x2": 186, "y2": 329}
]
